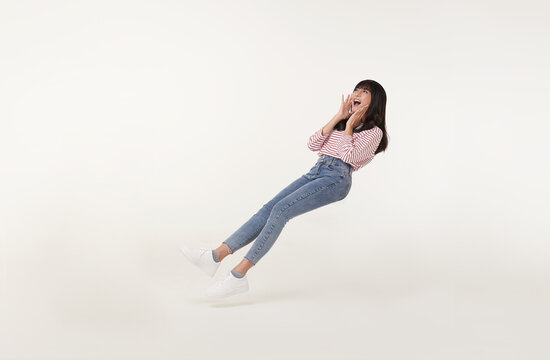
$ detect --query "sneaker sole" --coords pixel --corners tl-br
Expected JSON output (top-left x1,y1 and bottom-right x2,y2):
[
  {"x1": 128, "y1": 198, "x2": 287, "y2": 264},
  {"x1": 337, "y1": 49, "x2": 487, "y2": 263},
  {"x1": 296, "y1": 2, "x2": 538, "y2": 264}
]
[{"x1": 205, "y1": 286, "x2": 249, "y2": 299}]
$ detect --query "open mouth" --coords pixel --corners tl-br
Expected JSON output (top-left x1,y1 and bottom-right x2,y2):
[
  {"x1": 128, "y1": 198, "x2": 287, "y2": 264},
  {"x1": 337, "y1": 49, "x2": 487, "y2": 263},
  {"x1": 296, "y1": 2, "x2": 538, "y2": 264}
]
[{"x1": 353, "y1": 99, "x2": 361, "y2": 106}]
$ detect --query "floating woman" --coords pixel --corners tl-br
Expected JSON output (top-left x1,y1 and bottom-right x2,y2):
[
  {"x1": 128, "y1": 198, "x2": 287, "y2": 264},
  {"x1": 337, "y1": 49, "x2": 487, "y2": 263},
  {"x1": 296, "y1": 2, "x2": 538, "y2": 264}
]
[{"x1": 181, "y1": 79, "x2": 389, "y2": 299}]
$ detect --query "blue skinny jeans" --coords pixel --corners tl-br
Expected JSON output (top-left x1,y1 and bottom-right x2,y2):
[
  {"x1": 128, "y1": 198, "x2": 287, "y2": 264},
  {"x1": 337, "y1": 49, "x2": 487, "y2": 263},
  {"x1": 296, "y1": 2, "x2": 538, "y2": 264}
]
[{"x1": 223, "y1": 154, "x2": 353, "y2": 265}]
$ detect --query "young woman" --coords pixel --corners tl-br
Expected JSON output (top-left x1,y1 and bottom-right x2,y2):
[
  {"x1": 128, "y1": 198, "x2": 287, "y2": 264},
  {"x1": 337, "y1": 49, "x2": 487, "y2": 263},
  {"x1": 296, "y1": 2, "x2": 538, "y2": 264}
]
[{"x1": 181, "y1": 79, "x2": 389, "y2": 299}]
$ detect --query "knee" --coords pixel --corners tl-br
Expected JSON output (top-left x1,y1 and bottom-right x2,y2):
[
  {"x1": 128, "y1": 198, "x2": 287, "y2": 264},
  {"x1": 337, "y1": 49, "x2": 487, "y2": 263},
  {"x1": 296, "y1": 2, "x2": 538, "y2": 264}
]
[
  {"x1": 269, "y1": 203, "x2": 290, "y2": 224},
  {"x1": 256, "y1": 203, "x2": 273, "y2": 219}
]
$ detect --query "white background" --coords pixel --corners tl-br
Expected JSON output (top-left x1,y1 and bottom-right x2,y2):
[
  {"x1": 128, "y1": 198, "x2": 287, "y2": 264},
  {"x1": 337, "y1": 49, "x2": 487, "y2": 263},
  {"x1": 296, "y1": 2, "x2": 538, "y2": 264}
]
[{"x1": 1, "y1": 0, "x2": 549, "y2": 359}]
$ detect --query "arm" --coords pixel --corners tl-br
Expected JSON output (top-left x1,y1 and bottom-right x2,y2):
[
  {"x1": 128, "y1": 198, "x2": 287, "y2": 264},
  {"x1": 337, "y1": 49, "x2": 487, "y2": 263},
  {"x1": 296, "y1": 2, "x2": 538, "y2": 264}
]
[
  {"x1": 337, "y1": 128, "x2": 382, "y2": 164},
  {"x1": 307, "y1": 114, "x2": 343, "y2": 151}
]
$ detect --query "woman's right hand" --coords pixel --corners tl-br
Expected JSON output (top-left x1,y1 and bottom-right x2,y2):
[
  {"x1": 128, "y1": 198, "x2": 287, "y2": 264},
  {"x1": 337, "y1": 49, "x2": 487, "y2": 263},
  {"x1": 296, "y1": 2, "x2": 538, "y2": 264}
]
[{"x1": 336, "y1": 94, "x2": 353, "y2": 120}]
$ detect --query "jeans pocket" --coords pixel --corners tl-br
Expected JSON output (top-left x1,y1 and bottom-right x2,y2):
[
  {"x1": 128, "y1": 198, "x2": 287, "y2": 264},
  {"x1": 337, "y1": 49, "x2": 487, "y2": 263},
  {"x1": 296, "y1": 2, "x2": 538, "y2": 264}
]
[{"x1": 327, "y1": 164, "x2": 346, "y2": 178}]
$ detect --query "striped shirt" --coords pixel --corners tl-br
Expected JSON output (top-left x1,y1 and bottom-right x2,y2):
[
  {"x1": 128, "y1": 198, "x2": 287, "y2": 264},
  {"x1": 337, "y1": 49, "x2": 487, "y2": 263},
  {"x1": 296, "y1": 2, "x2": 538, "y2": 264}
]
[{"x1": 307, "y1": 125, "x2": 383, "y2": 172}]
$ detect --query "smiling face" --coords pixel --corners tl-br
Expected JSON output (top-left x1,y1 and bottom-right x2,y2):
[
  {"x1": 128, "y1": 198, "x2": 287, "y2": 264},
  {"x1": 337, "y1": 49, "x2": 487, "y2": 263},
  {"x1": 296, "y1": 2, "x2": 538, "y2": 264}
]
[{"x1": 351, "y1": 87, "x2": 372, "y2": 113}]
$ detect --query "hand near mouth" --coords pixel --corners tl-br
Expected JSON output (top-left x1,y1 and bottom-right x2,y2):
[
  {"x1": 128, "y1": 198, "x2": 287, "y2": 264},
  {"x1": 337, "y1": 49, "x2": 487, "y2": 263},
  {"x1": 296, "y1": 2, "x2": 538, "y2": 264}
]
[
  {"x1": 336, "y1": 93, "x2": 354, "y2": 120},
  {"x1": 346, "y1": 104, "x2": 369, "y2": 130}
]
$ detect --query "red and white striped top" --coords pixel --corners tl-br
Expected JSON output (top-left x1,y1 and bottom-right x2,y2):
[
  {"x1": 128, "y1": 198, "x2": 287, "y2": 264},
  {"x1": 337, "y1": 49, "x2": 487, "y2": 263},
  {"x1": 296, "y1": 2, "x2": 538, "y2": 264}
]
[{"x1": 307, "y1": 126, "x2": 383, "y2": 172}]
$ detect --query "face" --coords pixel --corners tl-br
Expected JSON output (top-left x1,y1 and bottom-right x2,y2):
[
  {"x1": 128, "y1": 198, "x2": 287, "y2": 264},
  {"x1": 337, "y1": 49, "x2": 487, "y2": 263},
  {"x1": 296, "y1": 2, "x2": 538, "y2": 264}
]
[{"x1": 351, "y1": 87, "x2": 372, "y2": 113}]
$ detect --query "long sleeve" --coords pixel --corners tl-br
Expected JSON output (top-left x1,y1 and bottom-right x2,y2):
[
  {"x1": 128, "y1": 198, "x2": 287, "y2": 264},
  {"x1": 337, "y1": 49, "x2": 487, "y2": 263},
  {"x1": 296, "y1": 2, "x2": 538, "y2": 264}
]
[
  {"x1": 307, "y1": 127, "x2": 329, "y2": 151},
  {"x1": 337, "y1": 128, "x2": 382, "y2": 165}
]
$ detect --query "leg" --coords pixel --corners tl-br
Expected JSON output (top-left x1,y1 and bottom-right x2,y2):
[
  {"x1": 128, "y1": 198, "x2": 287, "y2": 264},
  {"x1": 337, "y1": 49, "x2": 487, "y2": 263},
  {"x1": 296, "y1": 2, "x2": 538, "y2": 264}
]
[
  {"x1": 220, "y1": 174, "x2": 312, "y2": 257},
  {"x1": 242, "y1": 175, "x2": 347, "y2": 268}
]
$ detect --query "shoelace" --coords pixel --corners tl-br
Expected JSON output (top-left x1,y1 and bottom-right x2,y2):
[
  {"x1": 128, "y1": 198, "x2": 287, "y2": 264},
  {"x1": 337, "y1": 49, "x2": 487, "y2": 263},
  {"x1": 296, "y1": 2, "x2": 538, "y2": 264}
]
[{"x1": 212, "y1": 272, "x2": 233, "y2": 289}]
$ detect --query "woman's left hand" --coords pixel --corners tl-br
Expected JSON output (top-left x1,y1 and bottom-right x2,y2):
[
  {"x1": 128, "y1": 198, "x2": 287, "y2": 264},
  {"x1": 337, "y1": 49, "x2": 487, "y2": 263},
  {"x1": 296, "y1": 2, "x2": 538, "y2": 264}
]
[{"x1": 346, "y1": 104, "x2": 368, "y2": 129}]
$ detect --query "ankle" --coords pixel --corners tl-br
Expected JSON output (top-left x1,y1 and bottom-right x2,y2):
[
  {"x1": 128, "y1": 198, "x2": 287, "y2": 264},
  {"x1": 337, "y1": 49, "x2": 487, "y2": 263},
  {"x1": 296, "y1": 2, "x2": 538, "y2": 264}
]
[
  {"x1": 231, "y1": 269, "x2": 246, "y2": 278},
  {"x1": 214, "y1": 246, "x2": 231, "y2": 262},
  {"x1": 232, "y1": 267, "x2": 248, "y2": 275}
]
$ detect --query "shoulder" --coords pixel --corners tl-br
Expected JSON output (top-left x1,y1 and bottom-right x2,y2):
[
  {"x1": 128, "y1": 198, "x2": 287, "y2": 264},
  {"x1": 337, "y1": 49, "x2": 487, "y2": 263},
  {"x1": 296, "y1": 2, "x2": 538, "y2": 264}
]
[{"x1": 357, "y1": 126, "x2": 381, "y2": 136}]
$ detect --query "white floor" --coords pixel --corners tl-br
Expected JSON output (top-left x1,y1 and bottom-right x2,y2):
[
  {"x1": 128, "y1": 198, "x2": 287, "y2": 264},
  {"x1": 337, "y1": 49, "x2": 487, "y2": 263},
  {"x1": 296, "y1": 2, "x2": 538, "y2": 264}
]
[{"x1": 2, "y1": 240, "x2": 548, "y2": 360}]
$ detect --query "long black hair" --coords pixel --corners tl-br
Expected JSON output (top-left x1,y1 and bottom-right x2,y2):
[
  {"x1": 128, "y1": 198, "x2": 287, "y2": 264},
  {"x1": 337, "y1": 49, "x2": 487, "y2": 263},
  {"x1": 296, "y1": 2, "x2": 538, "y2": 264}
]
[{"x1": 334, "y1": 79, "x2": 389, "y2": 154}]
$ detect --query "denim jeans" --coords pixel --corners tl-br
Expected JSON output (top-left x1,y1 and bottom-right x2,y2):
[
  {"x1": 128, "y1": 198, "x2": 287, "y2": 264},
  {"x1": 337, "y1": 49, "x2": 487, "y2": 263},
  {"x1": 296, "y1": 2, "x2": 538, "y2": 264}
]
[{"x1": 223, "y1": 154, "x2": 353, "y2": 265}]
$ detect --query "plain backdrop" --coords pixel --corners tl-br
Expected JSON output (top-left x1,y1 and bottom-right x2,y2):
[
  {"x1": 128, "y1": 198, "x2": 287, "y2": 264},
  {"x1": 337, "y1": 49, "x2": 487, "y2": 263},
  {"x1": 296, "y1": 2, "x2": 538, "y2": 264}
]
[{"x1": 1, "y1": 0, "x2": 549, "y2": 359}]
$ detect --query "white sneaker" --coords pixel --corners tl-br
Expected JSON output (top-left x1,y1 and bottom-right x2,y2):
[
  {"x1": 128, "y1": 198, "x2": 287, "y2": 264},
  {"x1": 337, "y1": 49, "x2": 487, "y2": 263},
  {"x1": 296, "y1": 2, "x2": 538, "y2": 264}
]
[
  {"x1": 180, "y1": 246, "x2": 220, "y2": 277},
  {"x1": 205, "y1": 270, "x2": 249, "y2": 299}
]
